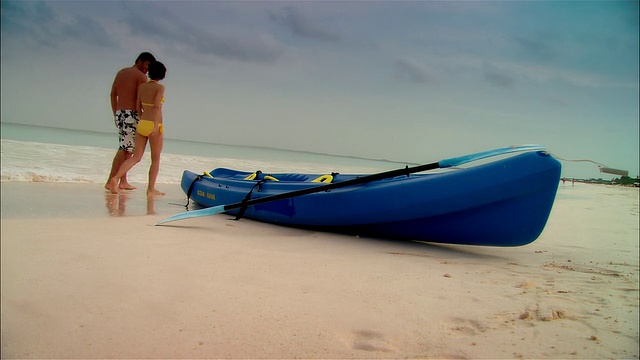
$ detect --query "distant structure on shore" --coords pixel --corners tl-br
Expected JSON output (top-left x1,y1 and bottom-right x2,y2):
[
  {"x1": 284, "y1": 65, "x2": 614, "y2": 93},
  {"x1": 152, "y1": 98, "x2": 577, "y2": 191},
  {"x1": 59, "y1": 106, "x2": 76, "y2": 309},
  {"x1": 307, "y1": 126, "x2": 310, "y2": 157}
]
[{"x1": 562, "y1": 176, "x2": 640, "y2": 187}]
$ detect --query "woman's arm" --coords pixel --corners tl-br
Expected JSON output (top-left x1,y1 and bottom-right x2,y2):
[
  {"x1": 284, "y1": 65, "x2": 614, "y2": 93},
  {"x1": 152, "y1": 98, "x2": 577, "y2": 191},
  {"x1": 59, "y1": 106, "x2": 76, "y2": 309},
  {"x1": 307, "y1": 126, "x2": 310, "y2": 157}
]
[{"x1": 154, "y1": 85, "x2": 165, "y2": 123}]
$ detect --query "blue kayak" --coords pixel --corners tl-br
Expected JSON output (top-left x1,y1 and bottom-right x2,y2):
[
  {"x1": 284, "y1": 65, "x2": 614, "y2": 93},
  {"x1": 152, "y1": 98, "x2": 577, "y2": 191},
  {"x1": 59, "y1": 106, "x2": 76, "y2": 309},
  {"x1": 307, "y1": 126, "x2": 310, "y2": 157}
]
[{"x1": 179, "y1": 150, "x2": 561, "y2": 246}]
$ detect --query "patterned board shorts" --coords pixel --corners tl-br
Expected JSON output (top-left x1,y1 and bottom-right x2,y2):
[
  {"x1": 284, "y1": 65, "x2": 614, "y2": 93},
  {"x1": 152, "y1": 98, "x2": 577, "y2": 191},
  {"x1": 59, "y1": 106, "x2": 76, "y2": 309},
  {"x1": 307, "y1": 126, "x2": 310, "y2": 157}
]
[{"x1": 115, "y1": 110, "x2": 139, "y2": 153}]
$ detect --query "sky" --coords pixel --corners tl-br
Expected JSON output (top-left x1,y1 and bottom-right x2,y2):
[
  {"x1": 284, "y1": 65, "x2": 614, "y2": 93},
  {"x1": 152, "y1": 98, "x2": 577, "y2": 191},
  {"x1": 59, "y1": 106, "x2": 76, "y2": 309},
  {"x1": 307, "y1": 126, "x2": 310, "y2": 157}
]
[{"x1": 1, "y1": 0, "x2": 638, "y2": 179}]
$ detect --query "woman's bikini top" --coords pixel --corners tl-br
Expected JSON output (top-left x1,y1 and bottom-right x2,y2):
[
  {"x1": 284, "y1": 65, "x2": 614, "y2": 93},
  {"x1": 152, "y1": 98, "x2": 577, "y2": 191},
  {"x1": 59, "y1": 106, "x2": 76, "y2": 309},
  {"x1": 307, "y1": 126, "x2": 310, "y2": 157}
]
[
  {"x1": 141, "y1": 97, "x2": 164, "y2": 107},
  {"x1": 142, "y1": 80, "x2": 165, "y2": 107}
]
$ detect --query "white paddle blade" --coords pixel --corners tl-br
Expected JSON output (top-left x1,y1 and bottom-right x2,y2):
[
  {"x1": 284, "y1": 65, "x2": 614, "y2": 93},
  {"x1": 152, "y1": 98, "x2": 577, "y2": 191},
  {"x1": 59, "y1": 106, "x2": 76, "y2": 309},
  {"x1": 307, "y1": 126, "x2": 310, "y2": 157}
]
[{"x1": 155, "y1": 205, "x2": 226, "y2": 225}]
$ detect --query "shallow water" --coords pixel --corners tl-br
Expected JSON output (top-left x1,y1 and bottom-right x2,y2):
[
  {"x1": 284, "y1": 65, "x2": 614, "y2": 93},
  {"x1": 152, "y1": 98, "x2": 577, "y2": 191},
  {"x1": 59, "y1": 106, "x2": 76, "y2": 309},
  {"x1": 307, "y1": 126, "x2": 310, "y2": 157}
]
[{"x1": 1, "y1": 122, "x2": 400, "y2": 184}]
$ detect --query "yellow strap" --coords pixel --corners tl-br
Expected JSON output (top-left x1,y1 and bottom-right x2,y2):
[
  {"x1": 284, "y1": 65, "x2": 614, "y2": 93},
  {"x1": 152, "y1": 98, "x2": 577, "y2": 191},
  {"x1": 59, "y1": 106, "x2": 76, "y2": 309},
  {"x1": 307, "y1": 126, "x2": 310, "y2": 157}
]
[
  {"x1": 244, "y1": 173, "x2": 278, "y2": 181},
  {"x1": 203, "y1": 171, "x2": 213, "y2": 178},
  {"x1": 311, "y1": 175, "x2": 333, "y2": 183}
]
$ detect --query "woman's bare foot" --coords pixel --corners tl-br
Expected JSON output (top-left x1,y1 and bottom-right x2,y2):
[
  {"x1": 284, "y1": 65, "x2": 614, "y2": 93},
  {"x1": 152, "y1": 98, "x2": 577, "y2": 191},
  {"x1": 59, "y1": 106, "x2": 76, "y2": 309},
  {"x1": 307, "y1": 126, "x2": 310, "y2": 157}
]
[
  {"x1": 106, "y1": 178, "x2": 119, "y2": 194},
  {"x1": 147, "y1": 188, "x2": 166, "y2": 196},
  {"x1": 119, "y1": 183, "x2": 137, "y2": 190}
]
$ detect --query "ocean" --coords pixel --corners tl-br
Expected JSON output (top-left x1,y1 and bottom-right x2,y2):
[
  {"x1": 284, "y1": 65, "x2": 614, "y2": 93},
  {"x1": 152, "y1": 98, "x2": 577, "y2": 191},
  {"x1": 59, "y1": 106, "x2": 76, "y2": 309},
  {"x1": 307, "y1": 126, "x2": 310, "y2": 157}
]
[{"x1": 0, "y1": 122, "x2": 403, "y2": 185}]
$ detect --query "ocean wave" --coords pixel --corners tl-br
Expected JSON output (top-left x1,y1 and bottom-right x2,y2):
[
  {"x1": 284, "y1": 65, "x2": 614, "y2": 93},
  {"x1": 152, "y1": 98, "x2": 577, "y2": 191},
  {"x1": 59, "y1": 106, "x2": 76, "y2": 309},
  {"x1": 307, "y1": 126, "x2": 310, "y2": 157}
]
[
  {"x1": 1, "y1": 139, "x2": 385, "y2": 185},
  {"x1": 0, "y1": 172, "x2": 98, "y2": 183}
]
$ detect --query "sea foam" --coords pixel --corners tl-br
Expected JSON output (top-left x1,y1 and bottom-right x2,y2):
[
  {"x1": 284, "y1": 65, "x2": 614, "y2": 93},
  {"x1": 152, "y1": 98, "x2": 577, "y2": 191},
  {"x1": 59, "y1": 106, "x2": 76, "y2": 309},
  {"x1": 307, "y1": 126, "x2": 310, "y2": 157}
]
[{"x1": 1, "y1": 139, "x2": 387, "y2": 184}]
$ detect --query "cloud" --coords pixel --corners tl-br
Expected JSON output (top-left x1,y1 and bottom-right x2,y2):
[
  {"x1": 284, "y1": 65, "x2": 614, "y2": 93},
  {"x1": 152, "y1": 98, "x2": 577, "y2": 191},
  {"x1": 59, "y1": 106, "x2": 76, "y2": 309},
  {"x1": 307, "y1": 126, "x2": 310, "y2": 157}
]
[
  {"x1": 513, "y1": 34, "x2": 558, "y2": 62},
  {"x1": 618, "y1": 1, "x2": 639, "y2": 28},
  {"x1": 1, "y1": 1, "x2": 282, "y2": 64},
  {"x1": 270, "y1": 6, "x2": 341, "y2": 43},
  {"x1": 190, "y1": 31, "x2": 283, "y2": 63},
  {"x1": 0, "y1": 1, "x2": 115, "y2": 48},
  {"x1": 61, "y1": 14, "x2": 115, "y2": 48},
  {"x1": 1, "y1": 1, "x2": 58, "y2": 47},
  {"x1": 483, "y1": 61, "x2": 516, "y2": 88},
  {"x1": 542, "y1": 95, "x2": 569, "y2": 107},
  {"x1": 394, "y1": 58, "x2": 438, "y2": 84},
  {"x1": 120, "y1": 5, "x2": 283, "y2": 63}
]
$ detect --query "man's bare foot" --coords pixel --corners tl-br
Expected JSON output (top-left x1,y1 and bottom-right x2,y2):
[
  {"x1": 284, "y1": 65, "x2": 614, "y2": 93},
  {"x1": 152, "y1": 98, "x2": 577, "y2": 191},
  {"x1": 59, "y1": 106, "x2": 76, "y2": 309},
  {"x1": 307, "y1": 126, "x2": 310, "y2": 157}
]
[
  {"x1": 119, "y1": 183, "x2": 137, "y2": 190},
  {"x1": 106, "y1": 178, "x2": 119, "y2": 194},
  {"x1": 147, "y1": 189, "x2": 166, "y2": 196}
]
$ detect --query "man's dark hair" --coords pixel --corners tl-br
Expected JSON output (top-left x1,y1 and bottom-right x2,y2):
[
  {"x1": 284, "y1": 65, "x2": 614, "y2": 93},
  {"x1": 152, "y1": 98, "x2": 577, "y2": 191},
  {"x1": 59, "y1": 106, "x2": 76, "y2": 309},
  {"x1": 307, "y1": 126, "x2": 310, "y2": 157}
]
[
  {"x1": 135, "y1": 52, "x2": 156, "y2": 64},
  {"x1": 148, "y1": 61, "x2": 166, "y2": 80}
]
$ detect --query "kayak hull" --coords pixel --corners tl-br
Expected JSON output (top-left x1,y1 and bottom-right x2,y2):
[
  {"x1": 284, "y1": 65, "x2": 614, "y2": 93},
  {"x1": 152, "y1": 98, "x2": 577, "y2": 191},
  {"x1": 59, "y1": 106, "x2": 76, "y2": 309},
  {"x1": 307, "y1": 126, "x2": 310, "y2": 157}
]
[{"x1": 180, "y1": 151, "x2": 561, "y2": 246}]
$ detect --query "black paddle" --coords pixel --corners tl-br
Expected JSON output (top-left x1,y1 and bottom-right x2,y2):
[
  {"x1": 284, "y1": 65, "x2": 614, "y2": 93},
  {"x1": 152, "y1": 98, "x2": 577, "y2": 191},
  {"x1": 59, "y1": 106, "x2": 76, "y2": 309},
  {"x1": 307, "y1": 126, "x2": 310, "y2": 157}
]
[{"x1": 155, "y1": 145, "x2": 546, "y2": 225}]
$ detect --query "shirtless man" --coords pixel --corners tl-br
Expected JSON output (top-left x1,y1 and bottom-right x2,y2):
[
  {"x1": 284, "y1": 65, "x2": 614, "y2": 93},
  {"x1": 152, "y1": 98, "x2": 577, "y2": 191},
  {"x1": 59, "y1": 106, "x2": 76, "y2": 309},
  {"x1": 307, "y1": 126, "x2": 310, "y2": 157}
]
[
  {"x1": 105, "y1": 52, "x2": 156, "y2": 191},
  {"x1": 107, "y1": 61, "x2": 167, "y2": 196}
]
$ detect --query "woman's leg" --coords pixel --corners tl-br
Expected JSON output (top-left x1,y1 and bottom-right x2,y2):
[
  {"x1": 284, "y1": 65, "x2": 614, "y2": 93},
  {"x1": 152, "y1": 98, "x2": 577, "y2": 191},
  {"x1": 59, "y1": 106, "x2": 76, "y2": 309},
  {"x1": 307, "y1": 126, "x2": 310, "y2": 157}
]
[
  {"x1": 147, "y1": 132, "x2": 165, "y2": 196},
  {"x1": 107, "y1": 134, "x2": 148, "y2": 193}
]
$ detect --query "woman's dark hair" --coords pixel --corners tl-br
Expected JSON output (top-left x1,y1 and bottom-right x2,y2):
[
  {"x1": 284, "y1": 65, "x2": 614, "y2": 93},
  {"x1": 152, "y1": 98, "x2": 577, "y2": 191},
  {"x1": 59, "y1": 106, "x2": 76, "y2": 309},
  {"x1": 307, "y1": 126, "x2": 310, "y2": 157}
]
[
  {"x1": 148, "y1": 61, "x2": 166, "y2": 80},
  {"x1": 135, "y1": 52, "x2": 156, "y2": 64}
]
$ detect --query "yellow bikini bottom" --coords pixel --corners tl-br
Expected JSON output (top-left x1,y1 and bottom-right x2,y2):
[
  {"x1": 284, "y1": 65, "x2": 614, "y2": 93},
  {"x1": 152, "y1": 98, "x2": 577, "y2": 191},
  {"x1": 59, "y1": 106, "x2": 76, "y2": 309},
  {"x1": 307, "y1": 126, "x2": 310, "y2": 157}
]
[{"x1": 137, "y1": 120, "x2": 164, "y2": 137}]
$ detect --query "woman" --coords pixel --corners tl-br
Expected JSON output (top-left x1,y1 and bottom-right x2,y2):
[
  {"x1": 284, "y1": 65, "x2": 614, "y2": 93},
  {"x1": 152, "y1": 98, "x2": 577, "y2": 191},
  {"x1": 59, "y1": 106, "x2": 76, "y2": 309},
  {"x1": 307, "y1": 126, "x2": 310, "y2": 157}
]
[{"x1": 107, "y1": 61, "x2": 167, "y2": 196}]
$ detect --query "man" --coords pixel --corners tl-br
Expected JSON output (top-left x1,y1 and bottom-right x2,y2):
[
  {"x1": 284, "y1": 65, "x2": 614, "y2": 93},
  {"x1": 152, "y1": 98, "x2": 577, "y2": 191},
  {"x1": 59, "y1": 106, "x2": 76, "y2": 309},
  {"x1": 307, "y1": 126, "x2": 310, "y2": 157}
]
[{"x1": 105, "y1": 52, "x2": 156, "y2": 191}]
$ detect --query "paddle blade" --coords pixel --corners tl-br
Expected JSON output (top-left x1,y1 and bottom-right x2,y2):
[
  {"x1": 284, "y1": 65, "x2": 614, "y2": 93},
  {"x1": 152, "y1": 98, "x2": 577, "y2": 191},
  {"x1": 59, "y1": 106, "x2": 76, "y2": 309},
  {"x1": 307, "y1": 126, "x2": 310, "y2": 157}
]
[
  {"x1": 155, "y1": 205, "x2": 226, "y2": 225},
  {"x1": 439, "y1": 144, "x2": 546, "y2": 168}
]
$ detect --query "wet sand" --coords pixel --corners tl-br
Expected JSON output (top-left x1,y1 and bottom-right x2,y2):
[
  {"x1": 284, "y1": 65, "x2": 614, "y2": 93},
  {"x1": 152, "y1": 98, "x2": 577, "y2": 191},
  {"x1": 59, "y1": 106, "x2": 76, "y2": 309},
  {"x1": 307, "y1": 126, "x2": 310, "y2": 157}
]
[{"x1": 1, "y1": 182, "x2": 638, "y2": 359}]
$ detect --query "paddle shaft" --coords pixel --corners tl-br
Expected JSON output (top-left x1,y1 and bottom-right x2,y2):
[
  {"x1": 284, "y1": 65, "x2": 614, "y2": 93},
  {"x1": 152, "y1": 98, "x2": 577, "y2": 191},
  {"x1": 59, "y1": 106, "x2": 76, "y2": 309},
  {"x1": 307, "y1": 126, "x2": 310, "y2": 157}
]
[
  {"x1": 221, "y1": 161, "x2": 440, "y2": 212},
  {"x1": 155, "y1": 145, "x2": 547, "y2": 225},
  {"x1": 220, "y1": 144, "x2": 547, "y2": 212}
]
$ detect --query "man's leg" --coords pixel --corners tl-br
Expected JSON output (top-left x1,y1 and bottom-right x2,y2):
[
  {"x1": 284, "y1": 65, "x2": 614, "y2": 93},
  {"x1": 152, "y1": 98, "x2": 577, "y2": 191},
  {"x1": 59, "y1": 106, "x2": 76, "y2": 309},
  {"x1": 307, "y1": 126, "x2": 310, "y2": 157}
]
[
  {"x1": 105, "y1": 150, "x2": 136, "y2": 190},
  {"x1": 118, "y1": 150, "x2": 136, "y2": 190},
  {"x1": 109, "y1": 110, "x2": 138, "y2": 190},
  {"x1": 106, "y1": 150, "x2": 125, "y2": 190}
]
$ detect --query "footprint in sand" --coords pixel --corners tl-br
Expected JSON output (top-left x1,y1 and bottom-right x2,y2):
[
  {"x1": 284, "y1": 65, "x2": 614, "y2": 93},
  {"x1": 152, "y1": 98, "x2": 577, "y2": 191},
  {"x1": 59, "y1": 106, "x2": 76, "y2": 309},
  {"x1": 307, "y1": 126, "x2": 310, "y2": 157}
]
[
  {"x1": 518, "y1": 308, "x2": 571, "y2": 321},
  {"x1": 352, "y1": 330, "x2": 393, "y2": 352},
  {"x1": 447, "y1": 317, "x2": 488, "y2": 336}
]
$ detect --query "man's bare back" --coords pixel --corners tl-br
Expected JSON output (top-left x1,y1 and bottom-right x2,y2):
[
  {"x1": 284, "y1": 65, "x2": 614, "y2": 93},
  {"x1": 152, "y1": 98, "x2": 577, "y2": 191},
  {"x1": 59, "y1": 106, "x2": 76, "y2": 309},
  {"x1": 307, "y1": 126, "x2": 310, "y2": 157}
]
[{"x1": 111, "y1": 66, "x2": 148, "y2": 114}]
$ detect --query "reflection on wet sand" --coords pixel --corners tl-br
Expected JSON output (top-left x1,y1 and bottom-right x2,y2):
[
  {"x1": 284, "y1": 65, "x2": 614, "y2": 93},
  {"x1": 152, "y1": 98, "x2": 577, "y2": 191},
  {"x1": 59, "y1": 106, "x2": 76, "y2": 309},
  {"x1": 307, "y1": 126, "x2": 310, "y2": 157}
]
[
  {"x1": 146, "y1": 194, "x2": 157, "y2": 215},
  {"x1": 105, "y1": 192, "x2": 126, "y2": 216},
  {"x1": 105, "y1": 191, "x2": 158, "y2": 216}
]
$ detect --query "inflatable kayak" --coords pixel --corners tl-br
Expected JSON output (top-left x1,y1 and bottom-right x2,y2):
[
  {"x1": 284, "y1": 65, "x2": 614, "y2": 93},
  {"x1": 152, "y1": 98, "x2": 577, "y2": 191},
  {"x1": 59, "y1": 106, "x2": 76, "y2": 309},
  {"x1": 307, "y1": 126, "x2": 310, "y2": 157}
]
[{"x1": 172, "y1": 147, "x2": 561, "y2": 246}]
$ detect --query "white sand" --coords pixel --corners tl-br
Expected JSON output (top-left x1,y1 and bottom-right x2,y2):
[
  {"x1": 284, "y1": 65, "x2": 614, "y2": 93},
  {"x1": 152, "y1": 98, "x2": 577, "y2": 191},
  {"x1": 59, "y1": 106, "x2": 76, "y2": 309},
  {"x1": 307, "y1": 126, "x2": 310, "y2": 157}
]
[{"x1": 1, "y1": 182, "x2": 638, "y2": 359}]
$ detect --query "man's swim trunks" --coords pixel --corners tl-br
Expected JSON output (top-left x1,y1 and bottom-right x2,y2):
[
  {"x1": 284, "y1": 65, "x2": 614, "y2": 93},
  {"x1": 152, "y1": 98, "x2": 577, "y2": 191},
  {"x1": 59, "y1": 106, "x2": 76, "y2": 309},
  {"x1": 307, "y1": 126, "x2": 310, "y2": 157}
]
[
  {"x1": 115, "y1": 110, "x2": 139, "y2": 153},
  {"x1": 137, "y1": 120, "x2": 164, "y2": 137}
]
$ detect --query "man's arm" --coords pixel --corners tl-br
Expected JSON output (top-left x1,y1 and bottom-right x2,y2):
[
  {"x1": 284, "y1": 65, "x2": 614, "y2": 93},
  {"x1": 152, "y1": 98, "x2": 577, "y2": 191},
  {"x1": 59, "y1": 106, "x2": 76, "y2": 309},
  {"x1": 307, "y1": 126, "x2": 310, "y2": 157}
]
[
  {"x1": 135, "y1": 84, "x2": 142, "y2": 115},
  {"x1": 110, "y1": 73, "x2": 119, "y2": 117}
]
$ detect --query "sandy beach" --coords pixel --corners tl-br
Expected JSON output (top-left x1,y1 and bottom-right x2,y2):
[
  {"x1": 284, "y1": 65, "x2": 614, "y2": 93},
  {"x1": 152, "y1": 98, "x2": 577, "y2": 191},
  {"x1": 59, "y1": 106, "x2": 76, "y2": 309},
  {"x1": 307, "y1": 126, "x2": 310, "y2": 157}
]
[{"x1": 1, "y1": 181, "x2": 638, "y2": 359}]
